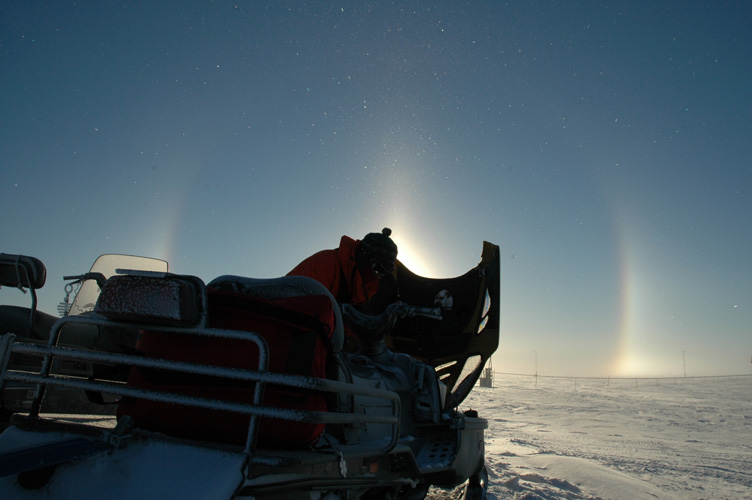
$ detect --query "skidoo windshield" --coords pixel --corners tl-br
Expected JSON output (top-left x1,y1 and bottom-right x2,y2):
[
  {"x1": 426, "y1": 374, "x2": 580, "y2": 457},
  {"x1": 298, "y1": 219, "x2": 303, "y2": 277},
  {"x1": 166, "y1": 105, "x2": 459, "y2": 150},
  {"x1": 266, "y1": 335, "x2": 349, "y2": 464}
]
[
  {"x1": 68, "y1": 255, "x2": 168, "y2": 316},
  {"x1": 388, "y1": 242, "x2": 500, "y2": 409}
]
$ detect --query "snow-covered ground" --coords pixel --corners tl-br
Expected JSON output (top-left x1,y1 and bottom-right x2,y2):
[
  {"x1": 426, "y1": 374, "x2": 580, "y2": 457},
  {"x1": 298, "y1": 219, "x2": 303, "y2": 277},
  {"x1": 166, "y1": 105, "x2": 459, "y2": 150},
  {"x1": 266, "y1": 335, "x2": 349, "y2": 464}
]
[{"x1": 431, "y1": 374, "x2": 752, "y2": 500}]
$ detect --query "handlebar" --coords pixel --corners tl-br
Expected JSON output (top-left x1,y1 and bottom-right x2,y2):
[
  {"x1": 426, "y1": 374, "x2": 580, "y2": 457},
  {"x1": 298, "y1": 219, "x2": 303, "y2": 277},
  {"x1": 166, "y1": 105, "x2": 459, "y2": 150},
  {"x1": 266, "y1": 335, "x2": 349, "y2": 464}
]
[
  {"x1": 389, "y1": 303, "x2": 443, "y2": 320},
  {"x1": 341, "y1": 302, "x2": 443, "y2": 357},
  {"x1": 63, "y1": 272, "x2": 107, "y2": 289}
]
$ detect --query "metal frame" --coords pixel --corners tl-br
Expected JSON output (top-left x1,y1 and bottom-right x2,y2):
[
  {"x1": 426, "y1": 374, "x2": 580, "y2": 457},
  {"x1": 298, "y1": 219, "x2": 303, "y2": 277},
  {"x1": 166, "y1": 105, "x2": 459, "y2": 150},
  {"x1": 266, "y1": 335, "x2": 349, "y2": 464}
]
[{"x1": 1, "y1": 313, "x2": 402, "y2": 457}]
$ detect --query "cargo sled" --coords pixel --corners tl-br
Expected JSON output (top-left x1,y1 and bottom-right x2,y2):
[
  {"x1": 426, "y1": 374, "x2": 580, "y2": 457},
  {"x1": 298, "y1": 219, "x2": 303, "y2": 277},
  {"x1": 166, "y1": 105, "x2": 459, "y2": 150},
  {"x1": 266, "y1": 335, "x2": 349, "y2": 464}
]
[{"x1": 0, "y1": 243, "x2": 499, "y2": 499}]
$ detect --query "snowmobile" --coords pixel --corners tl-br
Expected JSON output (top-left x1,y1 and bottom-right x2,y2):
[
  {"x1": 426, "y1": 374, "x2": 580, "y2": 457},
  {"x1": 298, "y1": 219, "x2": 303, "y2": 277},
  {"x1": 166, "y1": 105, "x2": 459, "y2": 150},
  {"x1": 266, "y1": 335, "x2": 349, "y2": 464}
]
[{"x1": 0, "y1": 243, "x2": 499, "y2": 499}]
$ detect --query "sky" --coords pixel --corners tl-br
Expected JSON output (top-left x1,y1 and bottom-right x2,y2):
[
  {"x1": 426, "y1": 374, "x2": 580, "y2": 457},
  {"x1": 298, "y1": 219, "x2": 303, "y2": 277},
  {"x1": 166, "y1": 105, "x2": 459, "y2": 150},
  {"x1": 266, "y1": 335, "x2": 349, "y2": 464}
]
[{"x1": 1, "y1": 1, "x2": 750, "y2": 378}]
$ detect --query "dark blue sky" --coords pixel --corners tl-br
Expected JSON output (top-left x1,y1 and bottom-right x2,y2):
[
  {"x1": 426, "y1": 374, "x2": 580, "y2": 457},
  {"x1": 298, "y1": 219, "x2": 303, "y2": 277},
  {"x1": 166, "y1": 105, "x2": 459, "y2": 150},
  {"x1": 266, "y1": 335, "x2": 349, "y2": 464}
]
[{"x1": 2, "y1": 1, "x2": 750, "y2": 376}]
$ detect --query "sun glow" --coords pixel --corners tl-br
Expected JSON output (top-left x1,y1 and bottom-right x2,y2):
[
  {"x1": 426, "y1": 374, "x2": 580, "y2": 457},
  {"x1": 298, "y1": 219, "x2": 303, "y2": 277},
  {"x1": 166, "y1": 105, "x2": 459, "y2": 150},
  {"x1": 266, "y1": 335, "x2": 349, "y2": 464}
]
[{"x1": 392, "y1": 236, "x2": 435, "y2": 278}]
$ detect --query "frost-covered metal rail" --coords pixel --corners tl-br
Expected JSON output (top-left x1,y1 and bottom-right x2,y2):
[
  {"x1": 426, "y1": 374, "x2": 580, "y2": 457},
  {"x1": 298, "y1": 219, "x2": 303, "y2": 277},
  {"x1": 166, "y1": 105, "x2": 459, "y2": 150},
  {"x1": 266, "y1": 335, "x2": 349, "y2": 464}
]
[{"x1": 0, "y1": 312, "x2": 402, "y2": 455}]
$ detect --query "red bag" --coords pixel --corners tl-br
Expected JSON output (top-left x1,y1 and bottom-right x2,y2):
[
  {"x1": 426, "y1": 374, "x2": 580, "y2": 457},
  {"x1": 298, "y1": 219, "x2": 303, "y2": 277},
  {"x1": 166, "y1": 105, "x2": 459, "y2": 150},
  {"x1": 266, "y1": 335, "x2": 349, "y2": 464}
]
[{"x1": 117, "y1": 289, "x2": 336, "y2": 448}]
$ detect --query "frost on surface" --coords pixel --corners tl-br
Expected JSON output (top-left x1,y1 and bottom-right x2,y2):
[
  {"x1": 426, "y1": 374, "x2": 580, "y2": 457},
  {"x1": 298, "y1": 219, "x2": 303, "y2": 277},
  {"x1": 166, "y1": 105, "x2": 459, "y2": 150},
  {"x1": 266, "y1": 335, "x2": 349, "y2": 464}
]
[{"x1": 94, "y1": 275, "x2": 197, "y2": 324}]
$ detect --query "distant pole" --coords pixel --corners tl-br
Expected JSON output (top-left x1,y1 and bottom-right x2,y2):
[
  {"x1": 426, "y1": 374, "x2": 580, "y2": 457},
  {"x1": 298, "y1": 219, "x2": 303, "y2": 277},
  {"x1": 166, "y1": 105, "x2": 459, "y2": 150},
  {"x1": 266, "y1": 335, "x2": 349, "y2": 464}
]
[
  {"x1": 683, "y1": 351, "x2": 687, "y2": 377},
  {"x1": 534, "y1": 350, "x2": 538, "y2": 388}
]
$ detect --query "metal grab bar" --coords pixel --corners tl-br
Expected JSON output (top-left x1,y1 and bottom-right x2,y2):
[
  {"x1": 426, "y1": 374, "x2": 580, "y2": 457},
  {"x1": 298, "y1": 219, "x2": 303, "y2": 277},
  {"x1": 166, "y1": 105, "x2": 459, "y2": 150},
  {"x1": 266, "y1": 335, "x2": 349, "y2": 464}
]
[
  {"x1": 6, "y1": 341, "x2": 402, "y2": 425},
  {"x1": 4, "y1": 371, "x2": 400, "y2": 426},
  {"x1": 1, "y1": 313, "x2": 402, "y2": 454}
]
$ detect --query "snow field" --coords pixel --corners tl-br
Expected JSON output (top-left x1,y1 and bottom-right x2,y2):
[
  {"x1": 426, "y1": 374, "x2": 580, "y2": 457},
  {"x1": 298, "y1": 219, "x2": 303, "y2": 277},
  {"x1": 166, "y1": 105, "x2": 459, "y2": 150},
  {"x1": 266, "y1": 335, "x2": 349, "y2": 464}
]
[{"x1": 430, "y1": 374, "x2": 752, "y2": 500}]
